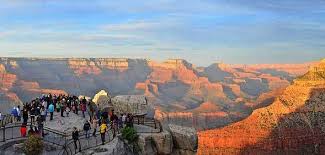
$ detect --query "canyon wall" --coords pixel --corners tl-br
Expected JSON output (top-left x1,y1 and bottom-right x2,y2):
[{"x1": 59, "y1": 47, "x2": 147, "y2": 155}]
[
  {"x1": 198, "y1": 59, "x2": 325, "y2": 154},
  {"x1": 0, "y1": 57, "x2": 312, "y2": 130}
]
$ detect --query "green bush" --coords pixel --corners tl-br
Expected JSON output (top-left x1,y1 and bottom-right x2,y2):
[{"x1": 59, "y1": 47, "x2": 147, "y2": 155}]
[
  {"x1": 121, "y1": 127, "x2": 138, "y2": 144},
  {"x1": 23, "y1": 135, "x2": 44, "y2": 155}
]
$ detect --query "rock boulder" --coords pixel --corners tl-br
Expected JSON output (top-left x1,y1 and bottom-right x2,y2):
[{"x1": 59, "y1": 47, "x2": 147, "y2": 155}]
[
  {"x1": 168, "y1": 124, "x2": 198, "y2": 151},
  {"x1": 138, "y1": 134, "x2": 158, "y2": 155},
  {"x1": 137, "y1": 130, "x2": 173, "y2": 155},
  {"x1": 92, "y1": 90, "x2": 112, "y2": 110},
  {"x1": 111, "y1": 95, "x2": 148, "y2": 115}
]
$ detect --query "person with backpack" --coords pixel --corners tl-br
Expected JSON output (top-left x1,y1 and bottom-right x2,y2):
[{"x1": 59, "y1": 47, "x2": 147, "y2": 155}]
[
  {"x1": 100, "y1": 120, "x2": 108, "y2": 145},
  {"x1": 83, "y1": 120, "x2": 91, "y2": 138},
  {"x1": 72, "y1": 127, "x2": 81, "y2": 153}
]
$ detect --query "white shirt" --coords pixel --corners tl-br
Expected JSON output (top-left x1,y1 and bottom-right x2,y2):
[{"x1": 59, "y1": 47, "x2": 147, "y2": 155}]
[{"x1": 122, "y1": 115, "x2": 127, "y2": 122}]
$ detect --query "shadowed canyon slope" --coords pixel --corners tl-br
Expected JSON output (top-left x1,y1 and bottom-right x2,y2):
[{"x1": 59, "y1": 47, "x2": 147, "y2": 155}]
[
  {"x1": 198, "y1": 59, "x2": 325, "y2": 154},
  {"x1": 0, "y1": 57, "x2": 314, "y2": 129}
]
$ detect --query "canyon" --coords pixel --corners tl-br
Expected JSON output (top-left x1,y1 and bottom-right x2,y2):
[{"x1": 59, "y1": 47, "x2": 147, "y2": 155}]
[
  {"x1": 0, "y1": 57, "x2": 314, "y2": 131},
  {"x1": 198, "y1": 59, "x2": 325, "y2": 154}
]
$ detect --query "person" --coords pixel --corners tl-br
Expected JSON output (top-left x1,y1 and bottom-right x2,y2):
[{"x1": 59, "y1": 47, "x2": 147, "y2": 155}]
[
  {"x1": 28, "y1": 125, "x2": 34, "y2": 135},
  {"x1": 72, "y1": 103, "x2": 76, "y2": 114},
  {"x1": 110, "y1": 110, "x2": 118, "y2": 137},
  {"x1": 100, "y1": 121, "x2": 107, "y2": 145},
  {"x1": 101, "y1": 111, "x2": 108, "y2": 124},
  {"x1": 40, "y1": 107, "x2": 46, "y2": 122},
  {"x1": 122, "y1": 113, "x2": 127, "y2": 127},
  {"x1": 22, "y1": 108, "x2": 28, "y2": 124},
  {"x1": 83, "y1": 120, "x2": 91, "y2": 138},
  {"x1": 65, "y1": 106, "x2": 70, "y2": 117},
  {"x1": 56, "y1": 102, "x2": 61, "y2": 113},
  {"x1": 48, "y1": 103, "x2": 54, "y2": 121},
  {"x1": 126, "y1": 113, "x2": 134, "y2": 127},
  {"x1": 11, "y1": 107, "x2": 18, "y2": 123},
  {"x1": 60, "y1": 103, "x2": 65, "y2": 117},
  {"x1": 72, "y1": 127, "x2": 81, "y2": 153},
  {"x1": 37, "y1": 116, "x2": 44, "y2": 137},
  {"x1": 16, "y1": 106, "x2": 21, "y2": 122},
  {"x1": 20, "y1": 123, "x2": 27, "y2": 137},
  {"x1": 34, "y1": 126, "x2": 39, "y2": 135},
  {"x1": 92, "y1": 117, "x2": 98, "y2": 137},
  {"x1": 75, "y1": 101, "x2": 79, "y2": 115},
  {"x1": 30, "y1": 107, "x2": 36, "y2": 124},
  {"x1": 0, "y1": 112, "x2": 2, "y2": 122},
  {"x1": 117, "y1": 115, "x2": 123, "y2": 132},
  {"x1": 81, "y1": 102, "x2": 86, "y2": 118}
]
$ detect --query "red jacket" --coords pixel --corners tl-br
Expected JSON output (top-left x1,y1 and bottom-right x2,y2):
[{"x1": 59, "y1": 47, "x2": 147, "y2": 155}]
[{"x1": 20, "y1": 126, "x2": 27, "y2": 137}]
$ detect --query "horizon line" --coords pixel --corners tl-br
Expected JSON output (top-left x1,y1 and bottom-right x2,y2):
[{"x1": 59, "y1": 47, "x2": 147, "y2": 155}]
[{"x1": 0, "y1": 56, "x2": 322, "y2": 67}]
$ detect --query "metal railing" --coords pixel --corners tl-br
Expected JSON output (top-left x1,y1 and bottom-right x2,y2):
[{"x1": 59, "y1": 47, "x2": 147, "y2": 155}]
[
  {"x1": 133, "y1": 117, "x2": 163, "y2": 133},
  {"x1": 0, "y1": 114, "x2": 116, "y2": 155},
  {"x1": 0, "y1": 114, "x2": 163, "y2": 155}
]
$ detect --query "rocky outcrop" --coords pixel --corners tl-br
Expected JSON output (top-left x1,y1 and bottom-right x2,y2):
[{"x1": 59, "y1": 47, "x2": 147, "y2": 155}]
[
  {"x1": 168, "y1": 124, "x2": 198, "y2": 152},
  {"x1": 79, "y1": 137, "x2": 133, "y2": 155},
  {"x1": 138, "y1": 134, "x2": 158, "y2": 155},
  {"x1": 92, "y1": 90, "x2": 112, "y2": 110},
  {"x1": 136, "y1": 124, "x2": 198, "y2": 155},
  {"x1": 111, "y1": 95, "x2": 148, "y2": 115}
]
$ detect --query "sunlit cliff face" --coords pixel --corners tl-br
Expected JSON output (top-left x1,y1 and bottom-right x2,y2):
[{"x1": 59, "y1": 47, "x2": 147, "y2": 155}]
[{"x1": 198, "y1": 59, "x2": 325, "y2": 155}]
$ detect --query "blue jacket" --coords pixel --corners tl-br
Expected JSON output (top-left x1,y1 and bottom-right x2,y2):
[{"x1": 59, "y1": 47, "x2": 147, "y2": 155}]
[
  {"x1": 11, "y1": 108, "x2": 18, "y2": 117},
  {"x1": 48, "y1": 104, "x2": 55, "y2": 113}
]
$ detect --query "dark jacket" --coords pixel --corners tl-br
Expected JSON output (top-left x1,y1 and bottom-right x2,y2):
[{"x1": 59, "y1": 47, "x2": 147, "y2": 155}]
[
  {"x1": 72, "y1": 130, "x2": 79, "y2": 140},
  {"x1": 83, "y1": 122, "x2": 91, "y2": 131}
]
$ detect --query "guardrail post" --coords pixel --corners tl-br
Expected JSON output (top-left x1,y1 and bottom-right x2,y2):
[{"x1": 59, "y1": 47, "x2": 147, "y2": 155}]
[
  {"x1": 2, "y1": 125, "x2": 5, "y2": 142},
  {"x1": 154, "y1": 119, "x2": 157, "y2": 129}
]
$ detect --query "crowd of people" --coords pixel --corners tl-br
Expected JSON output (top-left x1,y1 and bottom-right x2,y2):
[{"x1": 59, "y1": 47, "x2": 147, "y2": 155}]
[{"x1": 3, "y1": 93, "x2": 135, "y2": 152}]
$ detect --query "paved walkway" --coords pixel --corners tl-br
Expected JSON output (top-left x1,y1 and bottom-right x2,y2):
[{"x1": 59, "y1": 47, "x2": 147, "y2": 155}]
[{"x1": 0, "y1": 112, "x2": 115, "y2": 155}]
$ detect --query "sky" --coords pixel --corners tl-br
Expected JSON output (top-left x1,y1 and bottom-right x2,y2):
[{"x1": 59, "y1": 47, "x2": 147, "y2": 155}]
[{"x1": 0, "y1": 0, "x2": 325, "y2": 66}]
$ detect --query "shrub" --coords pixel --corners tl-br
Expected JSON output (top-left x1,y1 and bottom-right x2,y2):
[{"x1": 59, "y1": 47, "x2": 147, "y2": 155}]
[
  {"x1": 23, "y1": 135, "x2": 44, "y2": 155},
  {"x1": 121, "y1": 127, "x2": 138, "y2": 144}
]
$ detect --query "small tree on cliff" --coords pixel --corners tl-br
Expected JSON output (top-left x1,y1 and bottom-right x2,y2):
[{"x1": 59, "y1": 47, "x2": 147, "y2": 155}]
[
  {"x1": 23, "y1": 135, "x2": 44, "y2": 155},
  {"x1": 121, "y1": 127, "x2": 139, "y2": 153}
]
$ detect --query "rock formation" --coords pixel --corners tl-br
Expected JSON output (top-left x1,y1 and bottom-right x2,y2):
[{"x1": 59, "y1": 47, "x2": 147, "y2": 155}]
[
  {"x1": 136, "y1": 124, "x2": 198, "y2": 155},
  {"x1": 198, "y1": 59, "x2": 325, "y2": 154},
  {"x1": 0, "y1": 57, "x2": 314, "y2": 130},
  {"x1": 169, "y1": 124, "x2": 198, "y2": 154},
  {"x1": 111, "y1": 95, "x2": 149, "y2": 115},
  {"x1": 78, "y1": 137, "x2": 133, "y2": 155},
  {"x1": 92, "y1": 90, "x2": 112, "y2": 110}
]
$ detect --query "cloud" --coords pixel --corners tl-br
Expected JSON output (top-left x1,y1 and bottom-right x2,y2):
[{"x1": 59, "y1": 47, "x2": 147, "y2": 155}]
[
  {"x1": 102, "y1": 21, "x2": 160, "y2": 31},
  {"x1": 79, "y1": 34, "x2": 140, "y2": 41}
]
